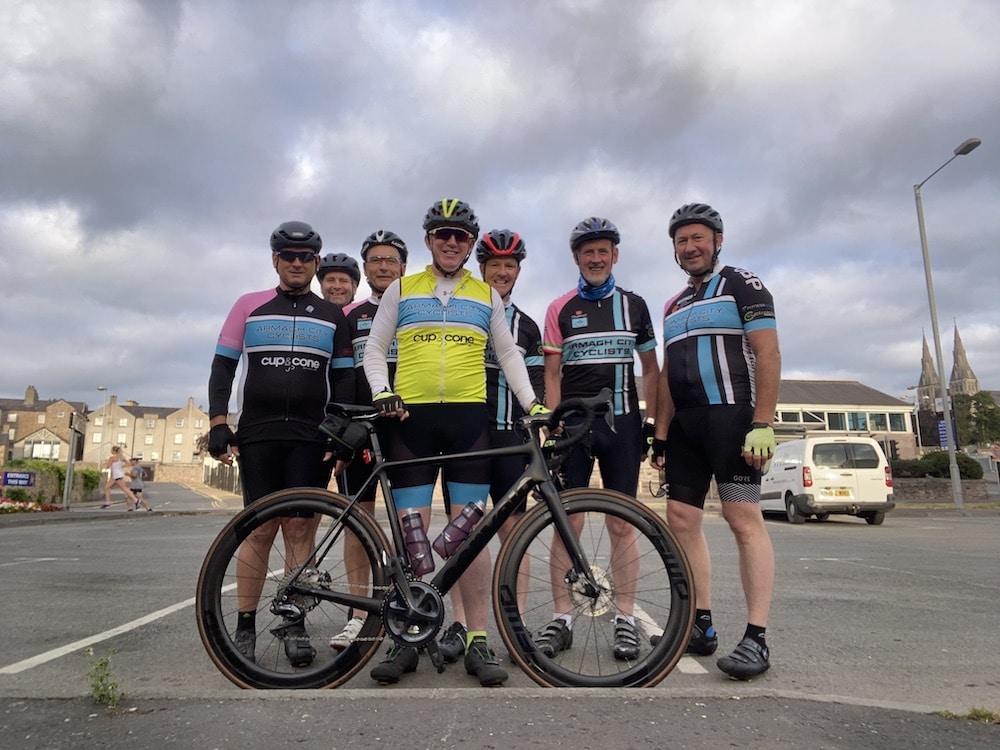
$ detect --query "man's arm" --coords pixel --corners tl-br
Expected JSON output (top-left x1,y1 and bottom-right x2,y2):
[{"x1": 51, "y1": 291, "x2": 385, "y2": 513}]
[
  {"x1": 637, "y1": 348, "x2": 659, "y2": 423},
  {"x1": 543, "y1": 353, "x2": 562, "y2": 411},
  {"x1": 208, "y1": 354, "x2": 238, "y2": 427},
  {"x1": 747, "y1": 328, "x2": 781, "y2": 426},
  {"x1": 362, "y1": 280, "x2": 400, "y2": 397}
]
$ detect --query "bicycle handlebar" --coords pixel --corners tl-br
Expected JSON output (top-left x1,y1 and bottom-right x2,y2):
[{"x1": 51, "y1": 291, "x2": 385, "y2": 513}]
[{"x1": 519, "y1": 387, "x2": 612, "y2": 456}]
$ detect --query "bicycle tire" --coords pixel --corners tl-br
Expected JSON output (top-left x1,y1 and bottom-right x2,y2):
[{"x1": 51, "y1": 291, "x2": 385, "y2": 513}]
[
  {"x1": 493, "y1": 489, "x2": 694, "y2": 687},
  {"x1": 196, "y1": 487, "x2": 390, "y2": 689}
]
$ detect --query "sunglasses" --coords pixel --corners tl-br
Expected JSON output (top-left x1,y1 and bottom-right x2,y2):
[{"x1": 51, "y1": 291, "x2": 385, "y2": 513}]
[
  {"x1": 275, "y1": 250, "x2": 319, "y2": 264},
  {"x1": 429, "y1": 227, "x2": 472, "y2": 243}
]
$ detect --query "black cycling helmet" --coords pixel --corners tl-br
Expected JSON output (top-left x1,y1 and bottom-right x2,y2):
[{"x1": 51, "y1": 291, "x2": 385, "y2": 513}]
[
  {"x1": 270, "y1": 220, "x2": 322, "y2": 252},
  {"x1": 668, "y1": 203, "x2": 724, "y2": 239},
  {"x1": 361, "y1": 230, "x2": 408, "y2": 263},
  {"x1": 422, "y1": 198, "x2": 480, "y2": 238},
  {"x1": 318, "y1": 253, "x2": 361, "y2": 284},
  {"x1": 476, "y1": 229, "x2": 526, "y2": 264},
  {"x1": 569, "y1": 217, "x2": 620, "y2": 251}
]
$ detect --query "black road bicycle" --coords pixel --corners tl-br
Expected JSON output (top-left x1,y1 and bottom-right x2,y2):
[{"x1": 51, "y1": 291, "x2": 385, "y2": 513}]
[{"x1": 195, "y1": 389, "x2": 694, "y2": 688}]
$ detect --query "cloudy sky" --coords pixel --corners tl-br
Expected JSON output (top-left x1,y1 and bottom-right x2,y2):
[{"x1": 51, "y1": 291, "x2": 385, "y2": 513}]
[{"x1": 2, "y1": 0, "x2": 998, "y2": 416}]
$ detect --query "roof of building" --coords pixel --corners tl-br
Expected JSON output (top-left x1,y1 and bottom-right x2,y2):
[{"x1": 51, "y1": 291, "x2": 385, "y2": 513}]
[{"x1": 777, "y1": 380, "x2": 907, "y2": 407}]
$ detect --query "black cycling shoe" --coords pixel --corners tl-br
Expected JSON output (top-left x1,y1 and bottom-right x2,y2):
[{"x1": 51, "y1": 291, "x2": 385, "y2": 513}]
[
  {"x1": 279, "y1": 618, "x2": 316, "y2": 667},
  {"x1": 535, "y1": 619, "x2": 573, "y2": 658},
  {"x1": 650, "y1": 622, "x2": 719, "y2": 655},
  {"x1": 612, "y1": 618, "x2": 640, "y2": 661},
  {"x1": 717, "y1": 636, "x2": 770, "y2": 680},
  {"x1": 370, "y1": 644, "x2": 419, "y2": 684},
  {"x1": 464, "y1": 637, "x2": 507, "y2": 686},
  {"x1": 685, "y1": 622, "x2": 719, "y2": 656},
  {"x1": 234, "y1": 627, "x2": 256, "y2": 663},
  {"x1": 439, "y1": 621, "x2": 467, "y2": 664}
]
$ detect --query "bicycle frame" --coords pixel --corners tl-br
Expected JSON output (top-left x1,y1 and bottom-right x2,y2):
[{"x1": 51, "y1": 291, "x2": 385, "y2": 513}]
[{"x1": 299, "y1": 392, "x2": 610, "y2": 623}]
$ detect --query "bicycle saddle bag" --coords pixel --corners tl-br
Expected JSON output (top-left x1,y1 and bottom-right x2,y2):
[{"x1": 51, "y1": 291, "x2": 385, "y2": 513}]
[{"x1": 319, "y1": 408, "x2": 369, "y2": 457}]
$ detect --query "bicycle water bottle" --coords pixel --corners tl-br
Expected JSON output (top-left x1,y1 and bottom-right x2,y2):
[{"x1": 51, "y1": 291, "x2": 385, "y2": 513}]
[
  {"x1": 402, "y1": 512, "x2": 435, "y2": 576},
  {"x1": 432, "y1": 500, "x2": 485, "y2": 558}
]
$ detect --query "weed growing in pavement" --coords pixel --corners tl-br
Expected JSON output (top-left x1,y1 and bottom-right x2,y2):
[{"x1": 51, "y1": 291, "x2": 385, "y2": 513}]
[
  {"x1": 933, "y1": 706, "x2": 999, "y2": 724},
  {"x1": 84, "y1": 647, "x2": 125, "y2": 707}
]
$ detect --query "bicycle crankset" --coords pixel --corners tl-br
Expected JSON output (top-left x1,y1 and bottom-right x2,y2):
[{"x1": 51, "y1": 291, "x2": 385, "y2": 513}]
[{"x1": 381, "y1": 580, "x2": 445, "y2": 648}]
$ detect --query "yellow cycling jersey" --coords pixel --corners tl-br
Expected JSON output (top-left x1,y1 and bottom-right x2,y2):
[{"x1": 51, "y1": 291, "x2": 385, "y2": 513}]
[{"x1": 393, "y1": 268, "x2": 493, "y2": 404}]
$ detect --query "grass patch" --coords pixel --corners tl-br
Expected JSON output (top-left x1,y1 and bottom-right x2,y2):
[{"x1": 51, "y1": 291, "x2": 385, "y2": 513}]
[{"x1": 933, "y1": 706, "x2": 999, "y2": 724}]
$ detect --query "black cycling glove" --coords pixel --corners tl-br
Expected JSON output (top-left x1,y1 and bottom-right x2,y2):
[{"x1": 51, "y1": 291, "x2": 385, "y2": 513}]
[{"x1": 208, "y1": 424, "x2": 236, "y2": 458}]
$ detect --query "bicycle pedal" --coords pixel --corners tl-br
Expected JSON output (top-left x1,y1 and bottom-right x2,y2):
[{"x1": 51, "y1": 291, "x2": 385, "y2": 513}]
[{"x1": 425, "y1": 639, "x2": 446, "y2": 672}]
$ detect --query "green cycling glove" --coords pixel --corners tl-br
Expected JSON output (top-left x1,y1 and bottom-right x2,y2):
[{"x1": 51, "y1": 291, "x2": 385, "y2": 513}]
[
  {"x1": 743, "y1": 423, "x2": 775, "y2": 472},
  {"x1": 529, "y1": 403, "x2": 550, "y2": 417}
]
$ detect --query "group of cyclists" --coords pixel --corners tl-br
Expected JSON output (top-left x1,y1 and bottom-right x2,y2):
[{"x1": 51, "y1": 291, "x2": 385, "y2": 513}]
[{"x1": 208, "y1": 197, "x2": 780, "y2": 686}]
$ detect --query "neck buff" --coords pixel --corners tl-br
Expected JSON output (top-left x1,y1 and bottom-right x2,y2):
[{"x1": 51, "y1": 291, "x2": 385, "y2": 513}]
[{"x1": 577, "y1": 273, "x2": 615, "y2": 301}]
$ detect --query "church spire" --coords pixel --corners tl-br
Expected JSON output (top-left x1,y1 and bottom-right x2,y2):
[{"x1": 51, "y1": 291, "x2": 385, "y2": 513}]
[
  {"x1": 950, "y1": 323, "x2": 979, "y2": 396},
  {"x1": 916, "y1": 333, "x2": 939, "y2": 410}
]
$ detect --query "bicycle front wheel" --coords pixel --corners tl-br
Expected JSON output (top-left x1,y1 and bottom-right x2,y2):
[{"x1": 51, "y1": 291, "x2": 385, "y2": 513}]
[
  {"x1": 494, "y1": 489, "x2": 694, "y2": 687},
  {"x1": 196, "y1": 488, "x2": 390, "y2": 689}
]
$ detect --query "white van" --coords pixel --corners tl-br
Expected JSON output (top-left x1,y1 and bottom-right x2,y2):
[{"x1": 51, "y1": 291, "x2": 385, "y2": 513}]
[{"x1": 760, "y1": 436, "x2": 895, "y2": 525}]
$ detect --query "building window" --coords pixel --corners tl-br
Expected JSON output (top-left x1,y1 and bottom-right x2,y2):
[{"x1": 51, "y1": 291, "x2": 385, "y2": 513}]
[
  {"x1": 25, "y1": 439, "x2": 59, "y2": 460},
  {"x1": 889, "y1": 413, "x2": 907, "y2": 432},
  {"x1": 118, "y1": 417, "x2": 128, "y2": 427},
  {"x1": 145, "y1": 419, "x2": 155, "y2": 429},
  {"x1": 847, "y1": 412, "x2": 868, "y2": 431},
  {"x1": 117, "y1": 433, "x2": 127, "y2": 445},
  {"x1": 174, "y1": 433, "x2": 183, "y2": 445},
  {"x1": 869, "y1": 413, "x2": 889, "y2": 431},
  {"x1": 93, "y1": 432, "x2": 102, "y2": 444},
  {"x1": 151, "y1": 451, "x2": 160, "y2": 461},
  {"x1": 802, "y1": 411, "x2": 824, "y2": 424},
  {"x1": 37, "y1": 414, "x2": 45, "y2": 424},
  {"x1": 145, "y1": 435, "x2": 154, "y2": 445},
  {"x1": 195, "y1": 418, "x2": 204, "y2": 429},
  {"x1": 175, "y1": 418, "x2": 185, "y2": 427},
  {"x1": 172, "y1": 451, "x2": 182, "y2": 461},
  {"x1": 827, "y1": 413, "x2": 847, "y2": 430},
  {"x1": 6, "y1": 413, "x2": 16, "y2": 423},
  {"x1": 95, "y1": 415, "x2": 103, "y2": 426},
  {"x1": 57, "y1": 410, "x2": 65, "y2": 418},
  {"x1": 779, "y1": 411, "x2": 799, "y2": 423}
]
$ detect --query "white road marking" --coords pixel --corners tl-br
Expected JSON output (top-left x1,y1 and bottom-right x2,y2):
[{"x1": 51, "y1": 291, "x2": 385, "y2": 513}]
[
  {"x1": 0, "y1": 581, "x2": 238, "y2": 675},
  {"x1": 0, "y1": 557, "x2": 81, "y2": 567}
]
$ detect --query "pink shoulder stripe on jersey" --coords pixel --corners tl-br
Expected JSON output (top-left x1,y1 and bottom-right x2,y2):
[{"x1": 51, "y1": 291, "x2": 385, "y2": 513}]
[
  {"x1": 216, "y1": 288, "x2": 277, "y2": 358},
  {"x1": 542, "y1": 288, "x2": 578, "y2": 354}
]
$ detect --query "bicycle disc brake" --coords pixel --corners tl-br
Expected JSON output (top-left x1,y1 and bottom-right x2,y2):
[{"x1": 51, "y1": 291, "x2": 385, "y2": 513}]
[
  {"x1": 568, "y1": 564, "x2": 614, "y2": 617},
  {"x1": 381, "y1": 580, "x2": 444, "y2": 648}
]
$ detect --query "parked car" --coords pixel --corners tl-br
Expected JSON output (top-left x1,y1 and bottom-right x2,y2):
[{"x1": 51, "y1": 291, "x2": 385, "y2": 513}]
[{"x1": 760, "y1": 436, "x2": 895, "y2": 525}]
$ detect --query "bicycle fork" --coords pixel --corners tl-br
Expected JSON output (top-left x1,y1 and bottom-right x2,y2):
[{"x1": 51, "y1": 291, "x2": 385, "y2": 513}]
[{"x1": 536, "y1": 480, "x2": 606, "y2": 600}]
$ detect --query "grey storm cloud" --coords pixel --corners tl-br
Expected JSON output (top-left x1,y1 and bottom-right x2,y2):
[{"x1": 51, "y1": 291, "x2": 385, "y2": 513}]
[{"x1": 2, "y1": 0, "x2": 999, "y2": 412}]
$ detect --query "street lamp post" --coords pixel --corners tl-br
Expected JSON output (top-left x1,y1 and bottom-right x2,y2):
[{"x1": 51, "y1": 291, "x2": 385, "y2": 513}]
[
  {"x1": 97, "y1": 386, "x2": 109, "y2": 469},
  {"x1": 914, "y1": 136, "x2": 981, "y2": 510}
]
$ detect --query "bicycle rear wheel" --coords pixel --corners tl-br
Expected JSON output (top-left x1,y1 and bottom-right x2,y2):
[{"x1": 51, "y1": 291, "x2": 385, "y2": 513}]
[
  {"x1": 196, "y1": 488, "x2": 390, "y2": 689},
  {"x1": 494, "y1": 488, "x2": 694, "y2": 687}
]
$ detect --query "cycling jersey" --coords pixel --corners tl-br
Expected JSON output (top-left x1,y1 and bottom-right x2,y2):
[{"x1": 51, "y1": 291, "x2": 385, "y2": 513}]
[
  {"x1": 209, "y1": 287, "x2": 355, "y2": 444},
  {"x1": 486, "y1": 302, "x2": 544, "y2": 430},
  {"x1": 344, "y1": 296, "x2": 398, "y2": 406},
  {"x1": 364, "y1": 267, "x2": 536, "y2": 410},
  {"x1": 661, "y1": 264, "x2": 776, "y2": 411},
  {"x1": 543, "y1": 287, "x2": 656, "y2": 416}
]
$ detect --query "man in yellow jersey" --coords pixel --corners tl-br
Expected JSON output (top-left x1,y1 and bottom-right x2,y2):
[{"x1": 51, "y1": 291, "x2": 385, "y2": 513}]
[{"x1": 363, "y1": 199, "x2": 545, "y2": 686}]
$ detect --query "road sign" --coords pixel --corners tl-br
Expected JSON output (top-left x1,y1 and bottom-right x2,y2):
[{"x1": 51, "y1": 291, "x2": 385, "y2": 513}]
[{"x1": 2, "y1": 471, "x2": 36, "y2": 487}]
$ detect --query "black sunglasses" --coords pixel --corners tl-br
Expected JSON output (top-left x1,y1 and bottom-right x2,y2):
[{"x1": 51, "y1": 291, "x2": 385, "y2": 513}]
[
  {"x1": 276, "y1": 250, "x2": 319, "y2": 264},
  {"x1": 429, "y1": 227, "x2": 472, "y2": 243}
]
